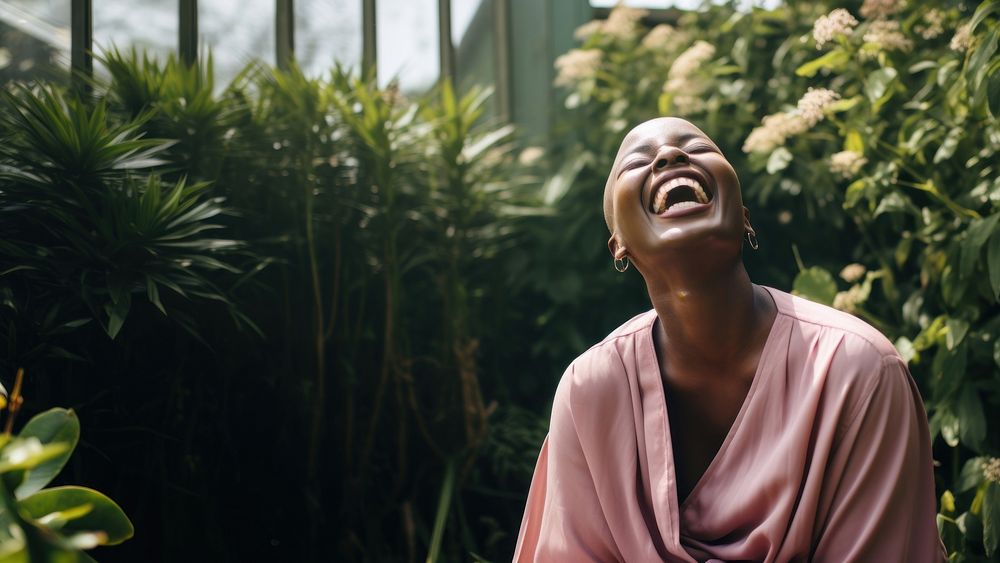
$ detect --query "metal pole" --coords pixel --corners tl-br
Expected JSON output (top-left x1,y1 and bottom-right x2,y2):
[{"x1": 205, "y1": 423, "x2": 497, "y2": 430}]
[
  {"x1": 276, "y1": 0, "x2": 294, "y2": 70},
  {"x1": 437, "y1": 0, "x2": 455, "y2": 87},
  {"x1": 492, "y1": 0, "x2": 512, "y2": 121},
  {"x1": 362, "y1": 0, "x2": 376, "y2": 76},
  {"x1": 179, "y1": 0, "x2": 198, "y2": 65},
  {"x1": 70, "y1": 0, "x2": 92, "y2": 84}
]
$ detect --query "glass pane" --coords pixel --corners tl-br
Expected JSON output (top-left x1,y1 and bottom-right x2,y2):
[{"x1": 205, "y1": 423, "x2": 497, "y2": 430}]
[
  {"x1": 296, "y1": 0, "x2": 361, "y2": 77},
  {"x1": 0, "y1": 0, "x2": 70, "y2": 84},
  {"x1": 377, "y1": 0, "x2": 438, "y2": 92},
  {"x1": 93, "y1": 0, "x2": 176, "y2": 62},
  {"x1": 201, "y1": 0, "x2": 275, "y2": 86},
  {"x1": 453, "y1": 0, "x2": 495, "y2": 104}
]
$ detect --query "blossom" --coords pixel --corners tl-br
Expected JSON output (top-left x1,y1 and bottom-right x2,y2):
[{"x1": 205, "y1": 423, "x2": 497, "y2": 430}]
[
  {"x1": 839, "y1": 263, "x2": 867, "y2": 283},
  {"x1": 860, "y1": 0, "x2": 904, "y2": 19},
  {"x1": 813, "y1": 9, "x2": 859, "y2": 49},
  {"x1": 951, "y1": 23, "x2": 973, "y2": 52},
  {"x1": 985, "y1": 458, "x2": 1000, "y2": 484},
  {"x1": 916, "y1": 9, "x2": 944, "y2": 40},
  {"x1": 668, "y1": 41, "x2": 715, "y2": 79},
  {"x1": 518, "y1": 146, "x2": 544, "y2": 166},
  {"x1": 829, "y1": 151, "x2": 868, "y2": 179},
  {"x1": 574, "y1": 20, "x2": 604, "y2": 41},
  {"x1": 661, "y1": 41, "x2": 716, "y2": 115},
  {"x1": 642, "y1": 24, "x2": 678, "y2": 51},
  {"x1": 554, "y1": 49, "x2": 601, "y2": 87},
  {"x1": 863, "y1": 20, "x2": 913, "y2": 52},
  {"x1": 833, "y1": 285, "x2": 866, "y2": 313},
  {"x1": 603, "y1": 4, "x2": 647, "y2": 40},
  {"x1": 797, "y1": 88, "x2": 840, "y2": 126},
  {"x1": 742, "y1": 112, "x2": 808, "y2": 154}
]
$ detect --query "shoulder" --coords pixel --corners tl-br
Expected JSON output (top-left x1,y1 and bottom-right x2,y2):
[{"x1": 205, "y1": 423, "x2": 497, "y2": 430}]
[
  {"x1": 767, "y1": 285, "x2": 899, "y2": 362},
  {"x1": 765, "y1": 287, "x2": 919, "y2": 429},
  {"x1": 552, "y1": 310, "x2": 654, "y2": 412}
]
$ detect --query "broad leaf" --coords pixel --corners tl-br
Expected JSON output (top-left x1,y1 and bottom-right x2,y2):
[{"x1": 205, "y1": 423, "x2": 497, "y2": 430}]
[
  {"x1": 19, "y1": 486, "x2": 134, "y2": 546},
  {"x1": 792, "y1": 267, "x2": 837, "y2": 306},
  {"x1": 15, "y1": 409, "x2": 80, "y2": 499}
]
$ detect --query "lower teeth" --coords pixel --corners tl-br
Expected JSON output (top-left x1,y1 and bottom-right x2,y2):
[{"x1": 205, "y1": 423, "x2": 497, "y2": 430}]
[{"x1": 667, "y1": 201, "x2": 701, "y2": 211}]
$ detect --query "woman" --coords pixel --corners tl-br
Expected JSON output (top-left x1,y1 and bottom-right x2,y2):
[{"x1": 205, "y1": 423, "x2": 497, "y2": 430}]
[{"x1": 514, "y1": 118, "x2": 945, "y2": 562}]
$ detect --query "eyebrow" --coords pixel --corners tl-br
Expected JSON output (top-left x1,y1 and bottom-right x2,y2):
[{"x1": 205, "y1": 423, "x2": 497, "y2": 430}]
[{"x1": 623, "y1": 132, "x2": 706, "y2": 157}]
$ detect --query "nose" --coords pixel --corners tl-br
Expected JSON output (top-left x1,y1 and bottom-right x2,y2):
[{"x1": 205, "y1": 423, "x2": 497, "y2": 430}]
[{"x1": 653, "y1": 146, "x2": 689, "y2": 170}]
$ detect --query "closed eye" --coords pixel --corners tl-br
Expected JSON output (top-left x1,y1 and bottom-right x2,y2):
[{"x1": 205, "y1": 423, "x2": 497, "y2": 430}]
[
  {"x1": 684, "y1": 142, "x2": 716, "y2": 154},
  {"x1": 618, "y1": 159, "x2": 651, "y2": 177}
]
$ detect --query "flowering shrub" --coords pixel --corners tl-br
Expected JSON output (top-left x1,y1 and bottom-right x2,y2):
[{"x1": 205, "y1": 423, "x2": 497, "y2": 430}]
[{"x1": 548, "y1": 1, "x2": 1000, "y2": 558}]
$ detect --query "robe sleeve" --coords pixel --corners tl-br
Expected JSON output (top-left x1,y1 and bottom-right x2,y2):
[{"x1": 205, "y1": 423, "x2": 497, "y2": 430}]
[
  {"x1": 513, "y1": 363, "x2": 621, "y2": 563},
  {"x1": 812, "y1": 356, "x2": 946, "y2": 562}
]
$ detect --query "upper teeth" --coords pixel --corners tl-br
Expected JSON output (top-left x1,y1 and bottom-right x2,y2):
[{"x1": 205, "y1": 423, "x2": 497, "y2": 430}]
[{"x1": 652, "y1": 177, "x2": 709, "y2": 214}]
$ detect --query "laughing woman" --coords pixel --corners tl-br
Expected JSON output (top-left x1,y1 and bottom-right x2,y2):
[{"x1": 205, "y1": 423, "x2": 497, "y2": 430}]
[{"x1": 514, "y1": 118, "x2": 945, "y2": 562}]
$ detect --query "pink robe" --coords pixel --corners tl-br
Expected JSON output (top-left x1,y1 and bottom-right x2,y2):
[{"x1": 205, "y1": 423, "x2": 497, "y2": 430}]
[{"x1": 514, "y1": 286, "x2": 946, "y2": 562}]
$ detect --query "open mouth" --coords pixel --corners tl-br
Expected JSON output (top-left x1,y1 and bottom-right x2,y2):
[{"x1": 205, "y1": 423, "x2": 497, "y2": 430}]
[{"x1": 650, "y1": 175, "x2": 713, "y2": 215}]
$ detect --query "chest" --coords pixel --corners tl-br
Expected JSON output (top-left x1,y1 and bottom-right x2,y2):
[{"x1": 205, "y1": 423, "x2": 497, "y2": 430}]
[{"x1": 663, "y1": 375, "x2": 753, "y2": 504}]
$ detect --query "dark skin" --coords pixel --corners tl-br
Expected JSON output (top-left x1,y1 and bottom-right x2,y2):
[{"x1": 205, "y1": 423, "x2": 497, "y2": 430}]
[{"x1": 604, "y1": 117, "x2": 777, "y2": 504}]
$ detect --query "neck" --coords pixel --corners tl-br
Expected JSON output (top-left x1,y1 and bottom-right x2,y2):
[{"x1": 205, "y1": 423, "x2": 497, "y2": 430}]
[{"x1": 645, "y1": 259, "x2": 768, "y2": 377}]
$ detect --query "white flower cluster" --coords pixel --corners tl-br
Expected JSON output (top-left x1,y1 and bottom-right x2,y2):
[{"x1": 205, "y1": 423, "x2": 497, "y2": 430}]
[
  {"x1": 642, "y1": 24, "x2": 679, "y2": 51},
  {"x1": 742, "y1": 113, "x2": 808, "y2": 153},
  {"x1": 574, "y1": 20, "x2": 604, "y2": 41},
  {"x1": 743, "y1": 88, "x2": 839, "y2": 153},
  {"x1": 840, "y1": 263, "x2": 867, "y2": 283},
  {"x1": 813, "y1": 9, "x2": 859, "y2": 49},
  {"x1": 829, "y1": 151, "x2": 868, "y2": 179},
  {"x1": 985, "y1": 457, "x2": 1000, "y2": 484},
  {"x1": 662, "y1": 41, "x2": 716, "y2": 115},
  {"x1": 798, "y1": 88, "x2": 840, "y2": 126},
  {"x1": 573, "y1": 5, "x2": 647, "y2": 42},
  {"x1": 604, "y1": 5, "x2": 648, "y2": 39},
  {"x1": 951, "y1": 23, "x2": 973, "y2": 52},
  {"x1": 554, "y1": 49, "x2": 602, "y2": 87},
  {"x1": 833, "y1": 285, "x2": 866, "y2": 313},
  {"x1": 916, "y1": 9, "x2": 944, "y2": 40},
  {"x1": 860, "y1": 0, "x2": 904, "y2": 19},
  {"x1": 863, "y1": 20, "x2": 913, "y2": 52}
]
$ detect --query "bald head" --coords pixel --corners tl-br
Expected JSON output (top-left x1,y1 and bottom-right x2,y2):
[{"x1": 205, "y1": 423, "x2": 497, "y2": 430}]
[{"x1": 603, "y1": 117, "x2": 712, "y2": 232}]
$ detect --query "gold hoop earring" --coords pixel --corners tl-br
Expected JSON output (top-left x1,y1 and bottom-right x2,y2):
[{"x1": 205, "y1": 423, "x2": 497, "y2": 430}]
[
  {"x1": 745, "y1": 231, "x2": 759, "y2": 251},
  {"x1": 614, "y1": 256, "x2": 630, "y2": 272}
]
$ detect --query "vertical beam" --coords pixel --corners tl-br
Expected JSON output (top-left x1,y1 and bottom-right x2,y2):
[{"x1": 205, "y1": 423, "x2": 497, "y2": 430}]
[
  {"x1": 362, "y1": 0, "x2": 377, "y2": 75},
  {"x1": 276, "y1": 0, "x2": 294, "y2": 70},
  {"x1": 492, "y1": 0, "x2": 511, "y2": 122},
  {"x1": 70, "y1": 0, "x2": 92, "y2": 84},
  {"x1": 179, "y1": 0, "x2": 198, "y2": 65},
  {"x1": 437, "y1": 0, "x2": 455, "y2": 87}
]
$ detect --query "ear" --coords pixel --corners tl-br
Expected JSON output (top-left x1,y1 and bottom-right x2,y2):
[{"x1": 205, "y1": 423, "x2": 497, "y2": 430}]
[
  {"x1": 742, "y1": 206, "x2": 754, "y2": 235},
  {"x1": 608, "y1": 235, "x2": 627, "y2": 260}
]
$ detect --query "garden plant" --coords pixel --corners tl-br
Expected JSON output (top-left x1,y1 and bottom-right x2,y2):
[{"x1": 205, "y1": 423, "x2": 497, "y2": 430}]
[{"x1": 0, "y1": 0, "x2": 998, "y2": 561}]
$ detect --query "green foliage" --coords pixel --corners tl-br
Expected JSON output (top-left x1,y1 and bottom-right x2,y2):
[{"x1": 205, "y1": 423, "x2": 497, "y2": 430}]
[{"x1": 0, "y1": 407, "x2": 133, "y2": 560}]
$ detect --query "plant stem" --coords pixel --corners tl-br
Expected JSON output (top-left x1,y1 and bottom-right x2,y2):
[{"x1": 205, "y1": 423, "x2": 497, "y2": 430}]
[{"x1": 425, "y1": 458, "x2": 456, "y2": 563}]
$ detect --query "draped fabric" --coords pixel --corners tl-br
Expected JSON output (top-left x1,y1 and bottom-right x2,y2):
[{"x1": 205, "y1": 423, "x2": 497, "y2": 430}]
[{"x1": 514, "y1": 286, "x2": 945, "y2": 563}]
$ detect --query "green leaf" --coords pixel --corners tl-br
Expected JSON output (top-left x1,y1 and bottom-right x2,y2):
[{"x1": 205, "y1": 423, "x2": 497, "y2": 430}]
[
  {"x1": 792, "y1": 267, "x2": 837, "y2": 306},
  {"x1": 957, "y1": 385, "x2": 986, "y2": 450},
  {"x1": 864, "y1": 67, "x2": 897, "y2": 104},
  {"x1": 795, "y1": 49, "x2": 850, "y2": 77},
  {"x1": 0, "y1": 440, "x2": 70, "y2": 474},
  {"x1": 957, "y1": 457, "x2": 986, "y2": 493},
  {"x1": 988, "y1": 231, "x2": 1000, "y2": 300},
  {"x1": 985, "y1": 482, "x2": 1000, "y2": 557},
  {"x1": 934, "y1": 127, "x2": 964, "y2": 164},
  {"x1": 843, "y1": 130, "x2": 864, "y2": 153},
  {"x1": 14, "y1": 409, "x2": 80, "y2": 499},
  {"x1": 766, "y1": 147, "x2": 792, "y2": 174},
  {"x1": 19, "y1": 486, "x2": 134, "y2": 546},
  {"x1": 946, "y1": 318, "x2": 970, "y2": 350}
]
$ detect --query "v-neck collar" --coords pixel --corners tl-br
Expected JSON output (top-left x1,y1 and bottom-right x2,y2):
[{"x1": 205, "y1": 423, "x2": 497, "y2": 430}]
[{"x1": 638, "y1": 285, "x2": 787, "y2": 557}]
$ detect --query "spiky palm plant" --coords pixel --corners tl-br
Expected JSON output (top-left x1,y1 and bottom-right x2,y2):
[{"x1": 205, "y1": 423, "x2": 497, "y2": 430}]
[{"x1": 0, "y1": 84, "x2": 247, "y2": 372}]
